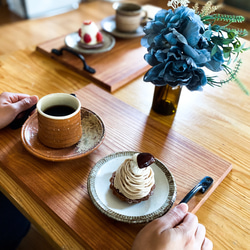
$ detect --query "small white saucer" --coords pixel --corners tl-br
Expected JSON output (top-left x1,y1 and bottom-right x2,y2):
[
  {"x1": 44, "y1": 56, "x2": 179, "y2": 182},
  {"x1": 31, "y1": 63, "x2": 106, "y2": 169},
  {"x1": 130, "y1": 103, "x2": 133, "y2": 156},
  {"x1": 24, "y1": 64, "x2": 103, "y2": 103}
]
[{"x1": 101, "y1": 15, "x2": 145, "y2": 39}]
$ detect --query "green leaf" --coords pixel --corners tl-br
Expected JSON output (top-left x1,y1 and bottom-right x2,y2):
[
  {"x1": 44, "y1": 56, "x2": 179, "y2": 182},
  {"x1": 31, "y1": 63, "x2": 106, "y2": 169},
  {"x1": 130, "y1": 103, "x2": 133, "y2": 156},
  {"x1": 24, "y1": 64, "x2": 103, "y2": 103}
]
[
  {"x1": 223, "y1": 47, "x2": 232, "y2": 58},
  {"x1": 242, "y1": 47, "x2": 250, "y2": 51},
  {"x1": 223, "y1": 52, "x2": 230, "y2": 59},
  {"x1": 223, "y1": 46, "x2": 232, "y2": 52},
  {"x1": 234, "y1": 77, "x2": 250, "y2": 95},
  {"x1": 203, "y1": 30, "x2": 212, "y2": 40},
  {"x1": 233, "y1": 43, "x2": 244, "y2": 53},
  {"x1": 211, "y1": 36, "x2": 234, "y2": 46},
  {"x1": 227, "y1": 31, "x2": 236, "y2": 39},
  {"x1": 211, "y1": 25, "x2": 221, "y2": 32},
  {"x1": 211, "y1": 45, "x2": 219, "y2": 56}
]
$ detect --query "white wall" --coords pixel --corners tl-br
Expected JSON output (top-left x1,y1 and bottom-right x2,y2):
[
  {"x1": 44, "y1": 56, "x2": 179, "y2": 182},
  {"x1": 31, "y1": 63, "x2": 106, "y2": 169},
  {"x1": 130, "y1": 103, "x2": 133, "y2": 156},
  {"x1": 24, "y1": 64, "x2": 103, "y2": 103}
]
[{"x1": 7, "y1": 0, "x2": 81, "y2": 18}]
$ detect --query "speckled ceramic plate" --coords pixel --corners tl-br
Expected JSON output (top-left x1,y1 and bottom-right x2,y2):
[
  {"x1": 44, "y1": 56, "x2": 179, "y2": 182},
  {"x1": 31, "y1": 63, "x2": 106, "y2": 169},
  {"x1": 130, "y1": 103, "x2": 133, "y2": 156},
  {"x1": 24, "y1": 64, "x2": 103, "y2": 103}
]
[
  {"x1": 101, "y1": 15, "x2": 145, "y2": 38},
  {"x1": 65, "y1": 31, "x2": 115, "y2": 54},
  {"x1": 87, "y1": 151, "x2": 177, "y2": 223},
  {"x1": 21, "y1": 107, "x2": 105, "y2": 161}
]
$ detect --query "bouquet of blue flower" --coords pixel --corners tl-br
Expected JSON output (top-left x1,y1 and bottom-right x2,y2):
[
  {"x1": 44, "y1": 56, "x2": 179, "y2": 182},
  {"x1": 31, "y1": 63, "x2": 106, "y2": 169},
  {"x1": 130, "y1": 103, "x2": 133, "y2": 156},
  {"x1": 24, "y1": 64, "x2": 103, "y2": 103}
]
[{"x1": 141, "y1": 0, "x2": 249, "y2": 94}]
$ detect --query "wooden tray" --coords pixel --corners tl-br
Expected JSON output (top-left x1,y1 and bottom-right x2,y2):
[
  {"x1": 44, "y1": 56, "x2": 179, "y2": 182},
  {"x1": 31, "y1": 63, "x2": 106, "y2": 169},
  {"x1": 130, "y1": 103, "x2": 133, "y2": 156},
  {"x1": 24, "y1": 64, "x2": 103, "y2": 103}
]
[
  {"x1": 0, "y1": 84, "x2": 232, "y2": 249},
  {"x1": 36, "y1": 34, "x2": 150, "y2": 92}
]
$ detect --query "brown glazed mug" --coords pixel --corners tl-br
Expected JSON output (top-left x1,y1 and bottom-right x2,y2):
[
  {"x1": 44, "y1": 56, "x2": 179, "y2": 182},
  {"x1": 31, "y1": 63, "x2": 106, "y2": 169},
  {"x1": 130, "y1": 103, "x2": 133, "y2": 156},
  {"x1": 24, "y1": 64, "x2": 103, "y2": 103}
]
[
  {"x1": 37, "y1": 93, "x2": 82, "y2": 149},
  {"x1": 114, "y1": 2, "x2": 148, "y2": 33}
]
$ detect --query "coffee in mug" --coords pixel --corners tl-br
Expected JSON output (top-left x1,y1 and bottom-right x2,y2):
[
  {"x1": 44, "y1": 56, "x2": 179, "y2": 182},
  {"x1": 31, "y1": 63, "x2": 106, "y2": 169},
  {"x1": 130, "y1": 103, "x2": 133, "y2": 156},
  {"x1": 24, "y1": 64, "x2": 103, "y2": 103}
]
[{"x1": 37, "y1": 93, "x2": 82, "y2": 149}]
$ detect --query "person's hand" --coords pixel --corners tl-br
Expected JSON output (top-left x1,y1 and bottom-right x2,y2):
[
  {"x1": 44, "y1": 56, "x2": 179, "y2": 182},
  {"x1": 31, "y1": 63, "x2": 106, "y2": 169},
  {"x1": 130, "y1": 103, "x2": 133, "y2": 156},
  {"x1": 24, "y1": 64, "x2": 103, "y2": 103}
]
[
  {"x1": 132, "y1": 203, "x2": 213, "y2": 250},
  {"x1": 0, "y1": 92, "x2": 38, "y2": 129}
]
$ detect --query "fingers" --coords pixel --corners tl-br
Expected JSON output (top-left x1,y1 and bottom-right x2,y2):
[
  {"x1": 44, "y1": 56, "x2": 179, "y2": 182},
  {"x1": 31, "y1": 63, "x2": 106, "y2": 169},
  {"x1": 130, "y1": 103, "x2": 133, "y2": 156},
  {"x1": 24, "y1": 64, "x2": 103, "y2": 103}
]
[
  {"x1": 195, "y1": 223, "x2": 206, "y2": 243},
  {"x1": 132, "y1": 204, "x2": 189, "y2": 250},
  {"x1": 12, "y1": 95, "x2": 38, "y2": 114},
  {"x1": 196, "y1": 224, "x2": 213, "y2": 250},
  {"x1": 0, "y1": 92, "x2": 38, "y2": 114},
  {"x1": 132, "y1": 203, "x2": 213, "y2": 250},
  {"x1": 176, "y1": 211, "x2": 198, "y2": 236},
  {"x1": 155, "y1": 203, "x2": 189, "y2": 230},
  {"x1": 10, "y1": 93, "x2": 31, "y2": 102},
  {"x1": 202, "y1": 237, "x2": 213, "y2": 250},
  {"x1": 0, "y1": 92, "x2": 30, "y2": 103},
  {"x1": 175, "y1": 214, "x2": 213, "y2": 250}
]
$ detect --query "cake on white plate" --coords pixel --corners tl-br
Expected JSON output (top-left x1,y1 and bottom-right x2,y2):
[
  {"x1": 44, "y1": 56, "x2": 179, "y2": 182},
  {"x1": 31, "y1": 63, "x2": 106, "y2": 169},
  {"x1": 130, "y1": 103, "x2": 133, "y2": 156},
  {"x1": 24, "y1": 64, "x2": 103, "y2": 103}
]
[{"x1": 110, "y1": 153, "x2": 156, "y2": 204}]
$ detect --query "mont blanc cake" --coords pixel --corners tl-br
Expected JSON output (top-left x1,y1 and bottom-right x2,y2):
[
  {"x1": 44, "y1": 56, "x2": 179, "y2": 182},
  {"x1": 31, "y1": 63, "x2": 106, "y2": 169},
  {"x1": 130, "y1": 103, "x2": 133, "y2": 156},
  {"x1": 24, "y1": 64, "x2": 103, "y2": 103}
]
[{"x1": 110, "y1": 153, "x2": 156, "y2": 204}]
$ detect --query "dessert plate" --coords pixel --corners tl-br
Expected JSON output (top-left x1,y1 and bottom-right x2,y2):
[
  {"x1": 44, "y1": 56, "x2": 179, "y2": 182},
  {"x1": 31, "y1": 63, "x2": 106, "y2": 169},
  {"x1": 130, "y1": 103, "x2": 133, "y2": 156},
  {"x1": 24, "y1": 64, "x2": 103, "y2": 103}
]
[
  {"x1": 87, "y1": 151, "x2": 177, "y2": 223},
  {"x1": 101, "y1": 15, "x2": 145, "y2": 38},
  {"x1": 65, "y1": 31, "x2": 115, "y2": 54},
  {"x1": 21, "y1": 107, "x2": 105, "y2": 161}
]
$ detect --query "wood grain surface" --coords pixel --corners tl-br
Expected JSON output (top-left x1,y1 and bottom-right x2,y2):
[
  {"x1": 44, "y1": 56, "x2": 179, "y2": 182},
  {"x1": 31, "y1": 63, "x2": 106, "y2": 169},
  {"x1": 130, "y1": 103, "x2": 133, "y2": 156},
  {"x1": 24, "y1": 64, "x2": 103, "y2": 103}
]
[
  {"x1": 36, "y1": 34, "x2": 150, "y2": 92},
  {"x1": 0, "y1": 1, "x2": 249, "y2": 249},
  {"x1": 0, "y1": 84, "x2": 232, "y2": 249},
  {"x1": 0, "y1": 48, "x2": 91, "y2": 96},
  {"x1": 0, "y1": 1, "x2": 116, "y2": 56}
]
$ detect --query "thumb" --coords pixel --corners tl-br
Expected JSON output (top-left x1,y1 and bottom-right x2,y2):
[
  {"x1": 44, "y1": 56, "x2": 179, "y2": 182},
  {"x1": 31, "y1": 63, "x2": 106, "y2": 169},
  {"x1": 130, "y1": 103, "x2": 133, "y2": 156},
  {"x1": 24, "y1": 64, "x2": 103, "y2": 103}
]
[
  {"x1": 13, "y1": 95, "x2": 38, "y2": 114},
  {"x1": 159, "y1": 203, "x2": 189, "y2": 230}
]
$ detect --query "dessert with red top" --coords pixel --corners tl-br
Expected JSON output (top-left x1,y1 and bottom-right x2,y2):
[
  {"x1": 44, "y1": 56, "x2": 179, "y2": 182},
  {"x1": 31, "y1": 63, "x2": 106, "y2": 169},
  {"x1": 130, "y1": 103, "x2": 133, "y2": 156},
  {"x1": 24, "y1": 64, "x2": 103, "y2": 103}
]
[{"x1": 78, "y1": 20, "x2": 103, "y2": 48}]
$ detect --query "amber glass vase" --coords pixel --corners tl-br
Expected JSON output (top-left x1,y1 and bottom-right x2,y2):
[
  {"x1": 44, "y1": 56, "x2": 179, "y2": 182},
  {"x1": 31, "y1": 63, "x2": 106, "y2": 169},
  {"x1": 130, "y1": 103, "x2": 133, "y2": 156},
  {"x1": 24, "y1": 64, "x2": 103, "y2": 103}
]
[{"x1": 152, "y1": 85, "x2": 182, "y2": 116}]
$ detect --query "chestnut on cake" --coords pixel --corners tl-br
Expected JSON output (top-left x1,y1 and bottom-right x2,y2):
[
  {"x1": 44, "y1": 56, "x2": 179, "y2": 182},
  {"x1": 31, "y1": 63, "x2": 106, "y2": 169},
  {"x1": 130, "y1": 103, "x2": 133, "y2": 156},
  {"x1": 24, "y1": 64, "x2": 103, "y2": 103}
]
[{"x1": 110, "y1": 153, "x2": 156, "y2": 204}]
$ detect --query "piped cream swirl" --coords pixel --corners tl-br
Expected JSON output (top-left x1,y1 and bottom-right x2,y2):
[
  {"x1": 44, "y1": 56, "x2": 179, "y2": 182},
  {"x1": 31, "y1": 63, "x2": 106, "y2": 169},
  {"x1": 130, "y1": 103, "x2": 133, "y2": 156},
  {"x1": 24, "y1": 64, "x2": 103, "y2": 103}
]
[{"x1": 114, "y1": 154, "x2": 155, "y2": 200}]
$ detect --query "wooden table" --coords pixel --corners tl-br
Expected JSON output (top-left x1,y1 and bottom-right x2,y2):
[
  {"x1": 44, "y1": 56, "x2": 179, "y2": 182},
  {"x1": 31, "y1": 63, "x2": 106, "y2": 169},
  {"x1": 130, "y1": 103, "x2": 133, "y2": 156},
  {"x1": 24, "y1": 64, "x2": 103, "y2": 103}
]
[{"x1": 0, "y1": 1, "x2": 249, "y2": 249}]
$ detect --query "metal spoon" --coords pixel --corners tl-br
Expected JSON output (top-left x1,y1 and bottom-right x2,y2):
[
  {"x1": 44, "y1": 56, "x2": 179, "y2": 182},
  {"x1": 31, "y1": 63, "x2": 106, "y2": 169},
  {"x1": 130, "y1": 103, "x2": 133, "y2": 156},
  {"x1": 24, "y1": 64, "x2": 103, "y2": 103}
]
[{"x1": 179, "y1": 176, "x2": 214, "y2": 204}]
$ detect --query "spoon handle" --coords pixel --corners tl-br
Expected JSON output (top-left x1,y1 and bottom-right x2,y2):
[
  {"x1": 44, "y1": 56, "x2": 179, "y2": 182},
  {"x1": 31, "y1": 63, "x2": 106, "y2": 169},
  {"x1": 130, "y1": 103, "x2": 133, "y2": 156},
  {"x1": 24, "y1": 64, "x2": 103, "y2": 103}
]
[{"x1": 179, "y1": 176, "x2": 213, "y2": 204}]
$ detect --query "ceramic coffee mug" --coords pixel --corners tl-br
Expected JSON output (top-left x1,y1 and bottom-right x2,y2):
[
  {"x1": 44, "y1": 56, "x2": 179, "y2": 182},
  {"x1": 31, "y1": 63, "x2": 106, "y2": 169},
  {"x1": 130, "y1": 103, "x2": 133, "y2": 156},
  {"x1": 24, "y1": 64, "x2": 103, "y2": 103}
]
[
  {"x1": 114, "y1": 2, "x2": 147, "y2": 33},
  {"x1": 37, "y1": 93, "x2": 82, "y2": 149}
]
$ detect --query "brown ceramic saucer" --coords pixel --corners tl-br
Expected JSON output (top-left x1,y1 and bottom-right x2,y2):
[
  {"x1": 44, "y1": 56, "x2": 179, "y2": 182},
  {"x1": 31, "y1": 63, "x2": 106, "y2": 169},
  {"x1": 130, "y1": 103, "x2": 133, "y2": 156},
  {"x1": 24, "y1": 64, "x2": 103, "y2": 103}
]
[{"x1": 21, "y1": 107, "x2": 105, "y2": 161}]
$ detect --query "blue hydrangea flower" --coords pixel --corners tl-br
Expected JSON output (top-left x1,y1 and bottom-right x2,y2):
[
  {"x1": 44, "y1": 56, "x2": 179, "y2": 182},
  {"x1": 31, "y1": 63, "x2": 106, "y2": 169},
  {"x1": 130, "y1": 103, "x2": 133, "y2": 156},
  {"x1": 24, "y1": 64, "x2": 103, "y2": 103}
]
[
  {"x1": 144, "y1": 46, "x2": 207, "y2": 91},
  {"x1": 141, "y1": 6, "x2": 224, "y2": 91}
]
